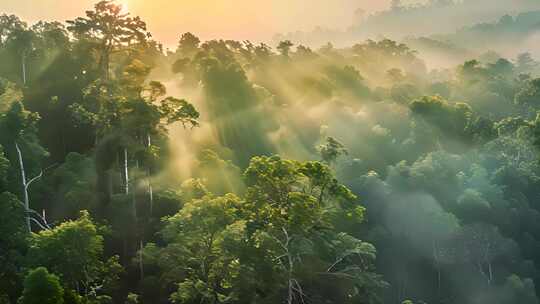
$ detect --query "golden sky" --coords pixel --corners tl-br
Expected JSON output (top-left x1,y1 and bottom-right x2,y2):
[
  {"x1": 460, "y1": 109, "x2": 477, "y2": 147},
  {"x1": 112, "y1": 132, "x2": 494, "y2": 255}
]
[{"x1": 0, "y1": 0, "x2": 399, "y2": 45}]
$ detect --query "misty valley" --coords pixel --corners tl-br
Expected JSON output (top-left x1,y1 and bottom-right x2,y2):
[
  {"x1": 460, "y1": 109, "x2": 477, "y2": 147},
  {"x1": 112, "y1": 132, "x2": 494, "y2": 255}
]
[{"x1": 2, "y1": 1, "x2": 540, "y2": 304}]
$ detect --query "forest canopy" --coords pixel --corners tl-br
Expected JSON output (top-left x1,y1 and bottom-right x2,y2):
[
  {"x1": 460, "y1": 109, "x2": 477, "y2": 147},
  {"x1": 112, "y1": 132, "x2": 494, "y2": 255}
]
[{"x1": 1, "y1": 1, "x2": 540, "y2": 304}]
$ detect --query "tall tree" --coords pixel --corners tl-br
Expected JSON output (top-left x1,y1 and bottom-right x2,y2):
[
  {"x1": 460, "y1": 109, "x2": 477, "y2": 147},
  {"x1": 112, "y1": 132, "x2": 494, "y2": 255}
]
[
  {"x1": 0, "y1": 102, "x2": 48, "y2": 232},
  {"x1": 277, "y1": 40, "x2": 294, "y2": 58},
  {"x1": 176, "y1": 32, "x2": 200, "y2": 58},
  {"x1": 67, "y1": 0, "x2": 149, "y2": 79},
  {"x1": 27, "y1": 211, "x2": 121, "y2": 296}
]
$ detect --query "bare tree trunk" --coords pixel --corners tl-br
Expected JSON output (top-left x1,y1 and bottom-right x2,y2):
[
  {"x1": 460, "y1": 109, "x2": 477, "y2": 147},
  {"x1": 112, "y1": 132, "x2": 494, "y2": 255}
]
[
  {"x1": 478, "y1": 262, "x2": 490, "y2": 286},
  {"x1": 146, "y1": 133, "x2": 153, "y2": 216},
  {"x1": 286, "y1": 236, "x2": 294, "y2": 304},
  {"x1": 139, "y1": 240, "x2": 144, "y2": 280},
  {"x1": 15, "y1": 143, "x2": 30, "y2": 233},
  {"x1": 21, "y1": 52, "x2": 27, "y2": 85},
  {"x1": 433, "y1": 240, "x2": 442, "y2": 298},
  {"x1": 488, "y1": 262, "x2": 493, "y2": 286},
  {"x1": 148, "y1": 175, "x2": 153, "y2": 216},
  {"x1": 15, "y1": 143, "x2": 50, "y2": 232},
  {"x1": 124, "y1": 148, "x2": 129, "y2": 194},
  {"x1": 273, "y1": 228, "x2": 304, "y2": 304}
]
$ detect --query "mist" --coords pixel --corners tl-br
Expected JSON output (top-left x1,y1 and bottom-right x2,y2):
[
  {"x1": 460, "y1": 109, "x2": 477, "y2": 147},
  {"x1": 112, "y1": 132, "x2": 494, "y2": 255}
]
[{"x1": 2, "y1": 1, "x2": 540, "y2": 304}]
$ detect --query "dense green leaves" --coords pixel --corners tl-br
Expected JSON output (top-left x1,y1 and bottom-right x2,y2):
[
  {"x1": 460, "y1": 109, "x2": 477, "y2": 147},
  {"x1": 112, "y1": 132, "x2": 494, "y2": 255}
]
[
  {"x1": 27, "y1": 211, "x2": 121, "y2": 294},
  {"x1": 19, "y1": 267, "x2": 64, "y2": 304},
  {"x1": 143, "y1": 156, "x2": 382, "y2": 303},
  {"x1": 2, "y1": 2, "x2": 540, "y2": 304}
]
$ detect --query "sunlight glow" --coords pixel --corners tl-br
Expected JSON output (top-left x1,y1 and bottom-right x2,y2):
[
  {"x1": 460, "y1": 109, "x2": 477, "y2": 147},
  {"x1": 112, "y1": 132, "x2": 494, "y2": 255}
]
[{"x1": 119, "y1": 0, "x2": 129, "y2": 14}]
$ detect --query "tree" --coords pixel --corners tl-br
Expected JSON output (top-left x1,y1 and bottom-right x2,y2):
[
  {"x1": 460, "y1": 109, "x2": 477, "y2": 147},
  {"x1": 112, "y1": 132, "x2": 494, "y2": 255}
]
[
  {"x1": 0, "y1": 14, "x2": 26, "y2": 46},
  {"x1": 125, "y1": 293, "x2": 139, "y2": 304},
  {"x1": 0, "y1": 145, "x2": 9, "y2": 191},
  {"x1": 19, "y1": 267, "x2": 64, "y2": 304},
  {"x1": 71, "y1": 55, "x2": 198, "y2": 217},
  {"x1": 67, "y1": 0, "x2": 149, "y2": 79},
  {"x1": 0, "y1": 192, "x2": 27, "y2": 301},
  {"x1": 242, "y1": 156, "x2": 384, "y2": 303},
  {"x1": 176, "y1": 32, "x2": 200, "y2": 58},
  {"x1": 515, "y1": 78, "x2": 540, "y2": 113},
  {"x1": 0, "y1": 102, "x2": 49, "y2": 232},
  {"x1": 501, "y1": 275, "x2": 539, "y2": 304},
  {"x1": 0, "y1": 192, "x2": 26, "y2": 247},
  {"x1": 317, "y1": 136, "x2": 348, "y2": 165},
  {"x1": 145, "y1": 194, "x2": 251, "y2": 304},
  {"x1": 516, "y1": 53, "x2": 538, "y2": 75},
  {"x1": 324, "y1": 65, "x2": 371, "y2": 99},
  {"x1": 0, "y1": 78, "x2": 22, "y2": 113},
  {"x1": 295, "y1": 45, "x2": 315, "y2": 59},
  {"x1": 386, "y1": 68, "x2": 406, "y2": 83},
  {"x1": 194, "y1": 149, "x2": 244, "y2": 195},
  {"x1": 6, "y1": 28, "x2": 34, "y2": 84},
  {"x1": 410, "y1": 95, "x2": 478, "y2": 149},
  {"x1": 0, "y1": 102, "x2": 47, "y2": 167},
  {"x1": 454, "y1": 224, "x2": 517, "y2": 286},
  {"x1": 193, "y1": 41, "x2": 274, "y2": 165},
  {"x1": 277, "y1": 40, "x2": 294, "y2": 58},
  {"x1": 27, "y1": 211, "x2": 121, "y2": 295},
  {"x1": 50, "y1": 153, "x2": 96, "y2": 218},
  {"x1": 144, "y1": 156, "x2": 384, "y2": 303}
]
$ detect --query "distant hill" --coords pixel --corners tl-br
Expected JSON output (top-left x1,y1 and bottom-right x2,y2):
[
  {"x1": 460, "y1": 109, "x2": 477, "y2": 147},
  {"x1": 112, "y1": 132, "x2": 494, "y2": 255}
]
[
  {"x1": 352, "y1": 0, "x2": 540, "y2": 40},
  {"x1": 405, "y1": 11, "x2": 540, "y2": 68},
  {"x1": 273, "y1": 0, "x2": 540, "y2": 49}
]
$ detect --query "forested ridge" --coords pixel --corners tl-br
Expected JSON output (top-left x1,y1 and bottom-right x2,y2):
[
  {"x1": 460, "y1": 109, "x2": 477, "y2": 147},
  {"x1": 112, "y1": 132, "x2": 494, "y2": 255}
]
[{"x1": 2, "y1": 1, "x2": 540, "y2": 304}]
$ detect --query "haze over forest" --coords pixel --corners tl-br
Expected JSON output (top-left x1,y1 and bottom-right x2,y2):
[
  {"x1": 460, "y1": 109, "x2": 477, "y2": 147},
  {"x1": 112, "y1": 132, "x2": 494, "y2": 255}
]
[{"x1": 2, "y1": 1, "x2": 540, "y2": 304}]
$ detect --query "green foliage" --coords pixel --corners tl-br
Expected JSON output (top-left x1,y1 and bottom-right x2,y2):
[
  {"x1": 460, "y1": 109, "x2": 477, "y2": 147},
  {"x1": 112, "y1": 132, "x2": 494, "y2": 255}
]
[
  {"x1": 0, "y1": 192, "x2": 26, "y2": 299},
  {"x1": 67, "y1": 0, "x2": 149, "y2": 78},
  {"x1": 19, "y1": 267, "x2": 64, "y2": 304},
  {"x1": 515, "y1": 78, "x2": 540, "y2": 111},
  {"x1": 177, "y1": 32, "x2": 200, "y2": 58},
  {"x1": 162, "y1": 194, "x2": 249, "y2": 304},
  {"x1": 502, "y1": 275, "x2": 539, "y2": 304},
  {"x1": 0, "y1": 78, "x2": 21, "y2": 112},
  {"x1": 317, "y1": 137, "x2": 348, "y2": 165},
  {"x1": 50, "y1": 153, "x2": 96, "y2": 217},
  {"x1": 143, "y1": 156, "x2": 382, "y2": 303},
  {"x1": 125, "y1": 293, "x2": 139, "y2": 304},
  {"x1": 410, "y1": 95, "x2": 473, "y2": 138},
  {"x1": 3, "y1": 4, "x2": 540, "y2": 304},
  {"x1": 0, "y1": 101, "x2": 47, "y2": 159},
  {"x1": 194, "y1": 149, "x2": 244, "y2": 195},
  {"x1": 277, "y1": 40, "x2": 294, "y2": 57},
  {"x1": 409, "y1": 95, "x2": 493, "y2": 150},
  {"x1": 0, "y1": 145, "x2": 10, "y2": 190},
  {"x1": 193, "y1": 41, "x2": 275, "y2": 164},
  {"x1": 0, "y1": 191, "x2": 26, "y2": 245},
  {"x1": 159, "y1": 97, "x2": 199, "y2": 127},
  {"x1": 63, "y1": 289, "x2": 83, "y2": 304},
  {"x1": 27, "y1": 211, "x2": 120, "y2": 292}
]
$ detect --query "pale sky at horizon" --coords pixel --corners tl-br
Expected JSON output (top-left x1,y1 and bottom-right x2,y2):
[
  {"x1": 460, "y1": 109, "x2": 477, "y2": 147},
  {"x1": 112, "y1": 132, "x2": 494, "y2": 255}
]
[{"x1": 0, "y1": 0, "x2": 409, "y2": 46}]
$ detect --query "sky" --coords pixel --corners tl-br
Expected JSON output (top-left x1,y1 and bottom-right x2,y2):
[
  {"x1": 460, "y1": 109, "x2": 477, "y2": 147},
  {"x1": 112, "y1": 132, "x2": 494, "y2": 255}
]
[{"x1": 0, "y1": 0, "x2": 405, "y2": 46}]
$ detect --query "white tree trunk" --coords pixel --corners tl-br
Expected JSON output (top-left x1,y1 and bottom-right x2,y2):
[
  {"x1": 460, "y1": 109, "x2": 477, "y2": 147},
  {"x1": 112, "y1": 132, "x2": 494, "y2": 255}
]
[
  {"x1": 21, "y1": 53, "x2": 27, "y2": 85},
  {"x1": 15, "y1": 143, "x2": 31, "y2": 233},
  {"x1": 146, "y1": 134, "x2": 153, "y2": 216},
  {"x1": 432, "y1": 240, "x2": 442, "y2": 297},
  {"x1": 488, "y1": 262, "x2": 493, "y2": 286},
  {"x1": 148, "y1": 174, "x2": 153, "y2": 216},
  {"x1": 139, "y1": 240, "x2": 144, "y2": 280},
  {"x1": 124, "y1": 148, "x2": 129, "y2": 194}
]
